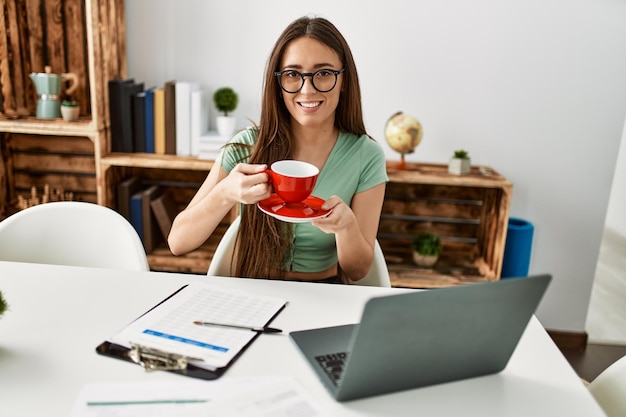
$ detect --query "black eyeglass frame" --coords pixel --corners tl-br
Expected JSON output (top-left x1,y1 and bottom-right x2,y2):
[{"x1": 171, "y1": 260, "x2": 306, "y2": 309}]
[{"x1": 274, "y1": 68, "x2": 346, "y2": 93}]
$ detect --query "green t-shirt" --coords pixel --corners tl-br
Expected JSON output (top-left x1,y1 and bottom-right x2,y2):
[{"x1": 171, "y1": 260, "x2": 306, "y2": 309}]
[{"x1": 218, "y1": 127, "x2": 388, "y2": 273}]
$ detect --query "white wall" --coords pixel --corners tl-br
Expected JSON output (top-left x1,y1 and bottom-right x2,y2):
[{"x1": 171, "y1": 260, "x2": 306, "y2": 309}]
[
  {"x1": 124, "y1": 0, "x2": 626, "y2": 333},
  {"x1": 605, "y1": 124, "x2": 626, "y2": 238}
]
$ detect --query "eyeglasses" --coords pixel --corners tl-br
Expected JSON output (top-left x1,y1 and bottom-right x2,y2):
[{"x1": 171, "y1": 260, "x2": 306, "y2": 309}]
[{"x1": 274, "y1": 68, "x2": 345, "y2": 93}]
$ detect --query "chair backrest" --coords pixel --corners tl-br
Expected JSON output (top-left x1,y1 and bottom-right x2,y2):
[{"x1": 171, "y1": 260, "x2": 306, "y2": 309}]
[
  {"x1": 207, "y1": 216, "x2": 391, "y2": 287},
  {"x1": 0, "y1": 201, "x2": 149, "y2": 271},
  {"x1": 207, "y1": 216, "x2": 240, "y2": 277},
  {"x1": 348, "y1": 240, "x2": 392, "y2": 287},
  {"x1": 588, "y1": 355, "x2": 626, "y2": 417}
]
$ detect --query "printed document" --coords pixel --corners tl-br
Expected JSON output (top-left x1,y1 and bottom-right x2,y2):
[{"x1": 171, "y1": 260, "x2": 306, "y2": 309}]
[
  {"x1": 69, "y1": 376, "x2": 328, "y2": 417},
  {"x1": 107, "y1": 282, "x2": 287, "y2": 370}
]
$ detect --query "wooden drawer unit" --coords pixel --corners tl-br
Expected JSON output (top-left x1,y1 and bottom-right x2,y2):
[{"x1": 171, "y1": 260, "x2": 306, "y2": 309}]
[{"x1": 380, "y1": 162, "x2": 512, "y2": 288}]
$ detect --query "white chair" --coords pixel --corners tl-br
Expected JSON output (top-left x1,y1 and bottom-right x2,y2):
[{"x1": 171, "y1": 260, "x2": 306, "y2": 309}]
[
  {"x1": 207, "y1": 216, "x2": 241, "y2": 277},
  {"x1": 587, "y1": 355, "x2": 626, "y2": 417},
  {"x1": 348, "y1": 240, "x2": 392, "y2": 287},
  {"x1": 0, "y1": 201, "x2": 149, "y2": 271},
  {"x1": 207, "y1": 216, "x2": 391, "y2": 287}
]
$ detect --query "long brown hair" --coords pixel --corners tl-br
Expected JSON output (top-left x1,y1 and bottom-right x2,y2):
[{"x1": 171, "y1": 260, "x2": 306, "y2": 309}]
[{"x1": 233, "y1": 16, "x2": 367, "y2": 278}]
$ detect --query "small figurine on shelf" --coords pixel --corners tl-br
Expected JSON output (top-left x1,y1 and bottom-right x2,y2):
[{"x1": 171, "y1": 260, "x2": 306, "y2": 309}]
[
  {"x1": 16, "y1": 184, "x2": 74, "y2": 210},
  {"x1": 448, "y1": 149, "x2": 471, "y2": 175}
]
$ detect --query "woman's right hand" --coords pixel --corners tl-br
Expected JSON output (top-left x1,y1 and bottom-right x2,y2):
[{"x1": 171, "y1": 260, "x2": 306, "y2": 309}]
[
  {"x1": 169, "y1": 162, "x2": 271, "y2": 256},
  {"x1": 223, "y1": 163, "x2": 272, "y2": 205}
]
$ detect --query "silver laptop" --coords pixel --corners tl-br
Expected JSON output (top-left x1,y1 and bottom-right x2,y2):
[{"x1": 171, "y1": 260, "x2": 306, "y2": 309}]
[{"x1": 289, "y1": 274, "x2": 551, "y2": 401}]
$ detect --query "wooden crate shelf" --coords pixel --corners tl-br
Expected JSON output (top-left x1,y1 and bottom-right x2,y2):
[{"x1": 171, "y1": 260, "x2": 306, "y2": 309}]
[
  {"x1": 381, "y1": 161, "x2": 512, "y2": 288},
  {"x1": 0, "y1": 0, "x2": 125, "y2": 217},
  {"x1": 99, "y1": 154, "x2": 215, "y2": 206},
  {"x1": 101, "y1": 162, "x2": 233, "y2": 274}
]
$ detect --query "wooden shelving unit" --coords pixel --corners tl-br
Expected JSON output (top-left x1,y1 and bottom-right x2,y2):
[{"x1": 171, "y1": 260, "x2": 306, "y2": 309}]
[
  {"x1": 380, "y1": 162, "x2": 512, "y2": 288},
  {"x1": 0, "y1": 0, "x2": 125, "y2": 215}
]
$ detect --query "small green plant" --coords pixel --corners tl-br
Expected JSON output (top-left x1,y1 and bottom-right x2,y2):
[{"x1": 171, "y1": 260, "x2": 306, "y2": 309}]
[
  {"x1": 213, "y1": 87, "x2": 238, "y2": 116},
  {"x1": 453, "y1": 149, "x2": 469, "y2": 159},
  {"x1": 62, "y1": 100, "x2": 78, "y2": 107},
  {"x1": 410, "y1": 233, "x2": 442, "y2": 256},
  {"x1": 0, "y1": 290, "x2": 8, "y2": 318}
]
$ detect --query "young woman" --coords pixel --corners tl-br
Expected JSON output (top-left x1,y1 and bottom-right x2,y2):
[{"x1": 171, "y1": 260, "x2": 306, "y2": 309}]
[{"x1": 168, "y1": 16, "x2": 387, "y2": 283}]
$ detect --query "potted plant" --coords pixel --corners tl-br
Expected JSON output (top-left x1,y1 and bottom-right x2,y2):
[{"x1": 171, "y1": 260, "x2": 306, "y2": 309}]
[
  {"x1": 213, "y1": 87, "x2": 238, "y2": 139},
  {"x1": 0, "y1": 290, "x2": 8, "y2": 318},
  {"x1": 410, "y1": 233, "x2": 442, "y2": 267},
  {"x1": 448, "y1": 149, "x2": 471, "y2": 175},
  {"x1": 61, "y1": 99, "x2": 80, "y2": 122}
]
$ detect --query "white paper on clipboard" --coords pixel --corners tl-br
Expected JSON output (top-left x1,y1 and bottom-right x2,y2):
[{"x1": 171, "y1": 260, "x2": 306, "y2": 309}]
[{"x1": 107, "y1": 281, "x2": 287, "y2": 370}]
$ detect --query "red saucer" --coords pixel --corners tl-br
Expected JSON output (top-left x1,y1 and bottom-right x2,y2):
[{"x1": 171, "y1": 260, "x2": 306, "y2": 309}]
[{"x1": 257, "y1": 194, "x2": 331, "y2": 223}]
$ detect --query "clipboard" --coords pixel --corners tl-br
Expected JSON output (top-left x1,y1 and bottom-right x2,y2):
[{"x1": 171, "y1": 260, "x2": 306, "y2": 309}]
[{"x1": 96, "y1": 282, "x2": 287, "y2": 380}]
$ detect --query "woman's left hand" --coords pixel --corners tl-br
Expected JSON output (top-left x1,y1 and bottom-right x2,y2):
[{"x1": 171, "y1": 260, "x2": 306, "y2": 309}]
[{"x1": 311, "y1": 195, "x2": 355, "y2": 234}]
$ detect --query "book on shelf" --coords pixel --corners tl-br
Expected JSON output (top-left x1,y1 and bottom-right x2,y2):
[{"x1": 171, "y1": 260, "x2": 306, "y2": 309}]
[
  {"x1": 198, "y1": 131, "x2": 227, "y2": 160},
  {"x1": 132, "y1": 91, "x2": 146, "y2": 153},
  {"x1": 164, "y1": 80, "x2": 177, "y2": 155},
  {"x1": 108, "y1": 79, "x2": 134, "y2": 152},
  {"x1": 175, "y1": 81, "x2": 201, "y2": 157},
  {"x1": 122, "y1": 81, "x2": 144, "y2": 152},
  {"x1": 117, "y1": 176, "x2": 142, "y2": 221},
  {"x1": 129, "y1": 190, "x2": 144, "y2": 241},
  {"x1": 141, "y1": 185, "x2": 164, "y2": 253},
  {"x1": 150, "y1": 190, "x2": 179, "y2": 239},
  {"x1": 190, "y1": 89, "x2": 211, "y2": 157},
  {"x1": 144, "y1": 87, "x2": 156, "y2": 153},
  {"x1": 118, "y1": 178, "x2": 176, "y2": 251},
  {"x1": 153, "y1": 87, "x2": 166, "y2": 154}
]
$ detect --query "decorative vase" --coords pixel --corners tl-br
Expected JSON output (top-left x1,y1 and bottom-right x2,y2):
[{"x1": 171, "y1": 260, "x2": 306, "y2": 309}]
[
  {"x1": 216, "y1": 116, "x2": 236, "y2": 139},
  {"x1": 412, "y1": 252, "x2": 439, "y2": 267},
  {"x1": 448, "y1": 157, "x2": 470, "y2": 175}
]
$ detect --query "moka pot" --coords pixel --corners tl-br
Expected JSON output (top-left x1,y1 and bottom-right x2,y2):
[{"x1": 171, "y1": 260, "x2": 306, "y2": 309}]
[{"x1": 30, "y1": 66, "x2": 79, "y2": 119}]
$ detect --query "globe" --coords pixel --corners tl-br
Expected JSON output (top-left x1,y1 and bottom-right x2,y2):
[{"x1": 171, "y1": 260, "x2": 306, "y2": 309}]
[{"x1": 385, "y1": 112, "x2": 423, "y2": 169}]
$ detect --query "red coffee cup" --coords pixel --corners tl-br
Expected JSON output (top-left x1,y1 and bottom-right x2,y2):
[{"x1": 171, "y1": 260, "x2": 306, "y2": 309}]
[{"x1": 268, "y1": 160, "x2": 319, "y2": 203}]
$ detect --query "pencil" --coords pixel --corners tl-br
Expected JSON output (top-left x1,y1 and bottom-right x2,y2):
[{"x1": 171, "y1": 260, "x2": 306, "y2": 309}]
[{"x1": 192, "y1": 320, "x2": 282, "y2": 333}]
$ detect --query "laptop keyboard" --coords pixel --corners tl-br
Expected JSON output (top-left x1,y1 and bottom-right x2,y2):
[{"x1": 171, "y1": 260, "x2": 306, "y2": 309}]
[{"x1": 315, "y1": 352, "x2": 349, "y2": 386}]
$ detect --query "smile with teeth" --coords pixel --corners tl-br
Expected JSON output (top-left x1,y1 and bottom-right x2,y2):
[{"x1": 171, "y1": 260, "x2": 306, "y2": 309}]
[{"x1": 298, "y1": 101, "x2": 322, "y2": 108}]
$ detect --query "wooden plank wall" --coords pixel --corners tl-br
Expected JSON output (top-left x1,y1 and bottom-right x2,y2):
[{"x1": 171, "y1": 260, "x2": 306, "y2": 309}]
[{"x1": 0, "y1": 0, "x2": 90, "y2": 119}]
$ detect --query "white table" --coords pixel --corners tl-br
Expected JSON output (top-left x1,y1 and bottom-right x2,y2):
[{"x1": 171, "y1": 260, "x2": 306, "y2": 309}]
[{"x1": 0, "y1": 261, "x2": 604, "y2": 416}]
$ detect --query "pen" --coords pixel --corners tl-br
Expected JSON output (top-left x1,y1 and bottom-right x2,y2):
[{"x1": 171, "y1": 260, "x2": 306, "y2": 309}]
[
  {"x1": 193, "y1": 320, "x2": 282, "y2": 333},
  {"x1": 88, "y1": 399, "x2": 209, "y2": 406}
]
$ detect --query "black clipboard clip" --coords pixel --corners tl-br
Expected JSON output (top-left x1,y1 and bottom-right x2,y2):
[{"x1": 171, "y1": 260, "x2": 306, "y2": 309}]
[
  {"x1": 96, "y1": 339, "x2": 223, "y2": 380},
  {"x1": 128, "y1": 343, "x2": 203, "y2": 372}
]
